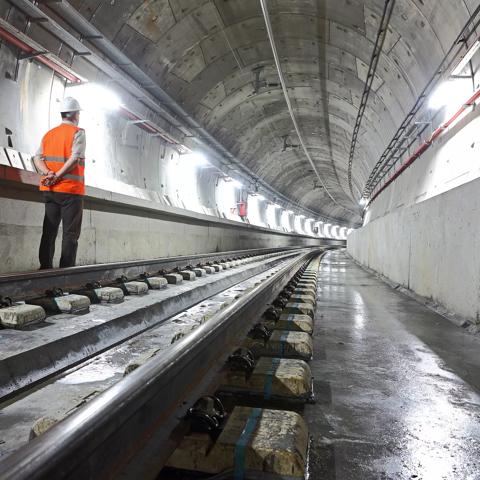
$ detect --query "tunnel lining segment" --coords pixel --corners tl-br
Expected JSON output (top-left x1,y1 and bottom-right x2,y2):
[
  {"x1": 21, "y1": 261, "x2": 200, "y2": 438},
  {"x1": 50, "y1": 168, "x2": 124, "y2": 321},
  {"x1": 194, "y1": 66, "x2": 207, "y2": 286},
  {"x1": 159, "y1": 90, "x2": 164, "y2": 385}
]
[{"x1": 259, "y1": 0, "x2": 358, "y2": 219}]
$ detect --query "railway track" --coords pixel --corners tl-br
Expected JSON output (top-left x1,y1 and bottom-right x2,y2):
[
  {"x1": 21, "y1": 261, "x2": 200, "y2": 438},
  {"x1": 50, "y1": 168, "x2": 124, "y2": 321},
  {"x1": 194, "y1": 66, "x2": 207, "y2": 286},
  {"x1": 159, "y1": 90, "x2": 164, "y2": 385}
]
[
  {"x1": 0, "y1": 247, "x2": 300, "y2": 301},
  {"x1": 0, "y1": 246, "x2": 330, "y2": 479},
  {"x1": 0, "y1": 247, "x2": 304, "y2": 399}
]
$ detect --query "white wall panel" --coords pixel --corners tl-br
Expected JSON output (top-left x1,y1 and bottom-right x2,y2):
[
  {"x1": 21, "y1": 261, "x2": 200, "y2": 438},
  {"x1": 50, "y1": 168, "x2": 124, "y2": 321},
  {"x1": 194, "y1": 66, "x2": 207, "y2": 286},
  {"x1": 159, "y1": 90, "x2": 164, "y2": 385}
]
[{"x1": 349, "y1": 176, "x2": 480, "y2": 322}]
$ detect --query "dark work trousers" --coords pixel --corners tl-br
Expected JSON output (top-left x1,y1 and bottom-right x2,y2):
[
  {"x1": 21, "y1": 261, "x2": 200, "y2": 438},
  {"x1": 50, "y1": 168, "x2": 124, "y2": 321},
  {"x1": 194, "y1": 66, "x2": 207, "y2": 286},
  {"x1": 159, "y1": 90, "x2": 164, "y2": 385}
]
[{"x1": 39, "y1": 191, "x2": 84, "y2": 269}]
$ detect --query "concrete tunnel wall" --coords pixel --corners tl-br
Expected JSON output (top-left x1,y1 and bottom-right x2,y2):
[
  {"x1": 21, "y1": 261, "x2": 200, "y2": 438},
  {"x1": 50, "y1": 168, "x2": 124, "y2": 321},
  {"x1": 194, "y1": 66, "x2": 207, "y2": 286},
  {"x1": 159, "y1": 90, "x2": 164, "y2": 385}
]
[
  {"x1": 0, "y1": 55, "x2": 253, "y2": 226},
  {"x1": 0, "y1": 183, "x2": 336, "y2": 274},
  {"x1": 348, "y1": 107, "x2": 480, "y2": 324},
  {"x1": 0, "y1": 0, "x2": 351, "y2": 274},
  {"x1": 0, "y1": 5, "x2": 351, "y2": 238}
]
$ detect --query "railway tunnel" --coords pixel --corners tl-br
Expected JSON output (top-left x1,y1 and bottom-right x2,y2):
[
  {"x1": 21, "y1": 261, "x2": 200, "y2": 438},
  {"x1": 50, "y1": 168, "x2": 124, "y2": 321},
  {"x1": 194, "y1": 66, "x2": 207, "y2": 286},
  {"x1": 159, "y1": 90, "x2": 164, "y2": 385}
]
[{"x1": 0, "y1": 0, "x2": 479, "y2": 479}]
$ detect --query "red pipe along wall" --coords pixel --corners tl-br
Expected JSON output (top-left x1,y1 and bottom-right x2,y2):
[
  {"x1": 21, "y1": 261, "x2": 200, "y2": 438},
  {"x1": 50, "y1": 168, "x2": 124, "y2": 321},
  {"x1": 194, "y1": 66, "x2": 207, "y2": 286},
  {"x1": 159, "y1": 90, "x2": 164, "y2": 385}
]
[{"x1": 367, "y1": 88, "x2": 480, "y2": 207}]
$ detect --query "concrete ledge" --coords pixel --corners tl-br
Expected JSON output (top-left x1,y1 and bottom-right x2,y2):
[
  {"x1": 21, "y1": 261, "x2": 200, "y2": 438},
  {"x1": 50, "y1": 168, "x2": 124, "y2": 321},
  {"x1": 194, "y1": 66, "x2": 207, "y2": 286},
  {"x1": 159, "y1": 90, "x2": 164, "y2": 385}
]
[
  {"x1": 166, "y1": 407, "x2": 309, "y2": 477},
  {"x1": 0, "y1": 166, "x2": 344, "y2": 273},
  {"x1": 94, "y1": 287, "x2": 124, "y2": 303},
  {"x1": 179, "y1": 270, "x2": 196, "y2": 281},
  {"x1": 144, "y1": 277, "x2": 167, "y2": 290},
  {"x1": 0, "y1": 304, "x2": 45, "y2": 329},
  {"x1": 219, "y1": 358, "x2": 313, "y2": 401},
  {"x1": 0, "y1": 165, "x2": 345, "y2": 243},
  {"x1": 275, "y1": 314, "x2": 314, "y2": 334},
  {"x1": 164, "y1": 273, "x2": 183, "y2": 284}
]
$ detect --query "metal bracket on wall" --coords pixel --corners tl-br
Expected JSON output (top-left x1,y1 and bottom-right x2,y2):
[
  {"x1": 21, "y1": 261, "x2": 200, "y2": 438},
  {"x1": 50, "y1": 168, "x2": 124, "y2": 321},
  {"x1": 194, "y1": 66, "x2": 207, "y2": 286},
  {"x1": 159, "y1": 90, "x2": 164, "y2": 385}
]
[
  {"x1": 18, "y1": 50, "x2": 47, "y2": 60},
  {"x1": 28, "y1": 17, "x2": 49, "y2": 23}
]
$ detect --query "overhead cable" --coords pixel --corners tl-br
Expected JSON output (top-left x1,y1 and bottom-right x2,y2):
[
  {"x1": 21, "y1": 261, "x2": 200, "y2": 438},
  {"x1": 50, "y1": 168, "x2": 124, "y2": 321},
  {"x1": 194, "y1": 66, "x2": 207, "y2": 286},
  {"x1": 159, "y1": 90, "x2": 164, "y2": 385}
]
[{"x1": 259, "y1": 0, "x2": 359, "y2": 219}]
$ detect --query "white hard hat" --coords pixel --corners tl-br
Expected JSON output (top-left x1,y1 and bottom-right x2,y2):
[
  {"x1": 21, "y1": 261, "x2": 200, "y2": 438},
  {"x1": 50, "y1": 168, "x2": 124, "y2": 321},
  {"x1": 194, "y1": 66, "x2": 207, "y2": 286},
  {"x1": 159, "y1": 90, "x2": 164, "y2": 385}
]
[{"x1": 60, "y1": 97, "x2": 81, "y2": 113}]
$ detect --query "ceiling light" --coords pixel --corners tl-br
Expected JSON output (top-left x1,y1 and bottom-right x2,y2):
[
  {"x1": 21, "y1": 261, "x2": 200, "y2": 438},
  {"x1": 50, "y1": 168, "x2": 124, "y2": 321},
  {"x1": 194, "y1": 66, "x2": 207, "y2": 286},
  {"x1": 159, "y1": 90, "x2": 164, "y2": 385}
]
[
  {"x1": 224, "y1": 176, "x2": 242, "y2": 188},
  {"x1": 69, "y1": 82, "x2": 122, "y2": 111},
  {"x1": 250, "y1": 193, "x2": 265, "y2": 200},
  {"x1": 428, "y1": 78, "x2": 471, "y2": 115},
  {"x1": 184, "y1": 152, "x2": 209, "y2": 167}
]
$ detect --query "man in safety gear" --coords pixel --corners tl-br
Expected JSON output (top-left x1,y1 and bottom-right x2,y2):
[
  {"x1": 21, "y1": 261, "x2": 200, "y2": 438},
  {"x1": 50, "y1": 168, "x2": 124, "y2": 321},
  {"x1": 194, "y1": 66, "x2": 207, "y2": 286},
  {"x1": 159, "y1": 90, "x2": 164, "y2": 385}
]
[{"x1": 34, "y1": 97, "x2": 86, "y2": 269}]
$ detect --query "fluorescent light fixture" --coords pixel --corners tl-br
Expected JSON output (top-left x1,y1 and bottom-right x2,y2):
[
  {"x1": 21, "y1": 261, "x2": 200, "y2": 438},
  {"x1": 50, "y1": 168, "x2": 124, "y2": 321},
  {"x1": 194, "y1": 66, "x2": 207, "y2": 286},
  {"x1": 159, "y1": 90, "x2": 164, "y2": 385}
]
[
  {"x1": 184, "y1": 152, "x2": 209, "y2": 167},
  {"x1": 72, "y1": 82, "x2": 122, "y2": 111},
  {"x1": 452, "y1": 39, "x2": 480, "y2": 76},
  {"x1": 429, "y1": 78, "x2": 471, "y2": 114},
  {"x1": 224, "y1": 176, "x2": 242, "y2": 188}
]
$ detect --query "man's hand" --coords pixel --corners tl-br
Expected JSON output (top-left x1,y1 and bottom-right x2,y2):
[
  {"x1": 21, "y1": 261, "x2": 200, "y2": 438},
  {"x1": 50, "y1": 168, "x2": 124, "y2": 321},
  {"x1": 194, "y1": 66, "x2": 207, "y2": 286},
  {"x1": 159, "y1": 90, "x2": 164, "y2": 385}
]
[{"x1": 41, "y1": 172, "x2": 59, "y2": 186}]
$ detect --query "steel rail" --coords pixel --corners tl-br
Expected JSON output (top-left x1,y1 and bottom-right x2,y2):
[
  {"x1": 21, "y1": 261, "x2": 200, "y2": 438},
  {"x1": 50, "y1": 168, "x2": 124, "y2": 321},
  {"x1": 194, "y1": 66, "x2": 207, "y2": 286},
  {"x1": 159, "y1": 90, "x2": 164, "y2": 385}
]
[
  {"x1": 0, "y1": 247, "x2": 301, "y2": 301},
  {"x1": 0, "y1": 248, "x2": 320, "y2": 480},
  {"x1": 0, "y1": 248, "x2": 311, "y2": 402}
]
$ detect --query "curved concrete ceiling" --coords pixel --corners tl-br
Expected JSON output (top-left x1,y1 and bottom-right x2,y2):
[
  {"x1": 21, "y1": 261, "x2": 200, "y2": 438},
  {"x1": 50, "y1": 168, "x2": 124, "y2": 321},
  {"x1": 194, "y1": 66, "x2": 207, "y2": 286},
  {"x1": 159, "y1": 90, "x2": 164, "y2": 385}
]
[{"x1": 70, "y1": 0, "x2": 475, "y2": 223}]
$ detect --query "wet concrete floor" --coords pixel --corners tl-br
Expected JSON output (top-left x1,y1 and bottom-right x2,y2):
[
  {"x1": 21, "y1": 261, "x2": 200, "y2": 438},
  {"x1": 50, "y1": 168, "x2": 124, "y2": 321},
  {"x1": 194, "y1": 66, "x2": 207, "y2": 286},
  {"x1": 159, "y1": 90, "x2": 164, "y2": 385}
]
[{"x1": 307, "y1": 250, "x2": 480, "y2": 480}]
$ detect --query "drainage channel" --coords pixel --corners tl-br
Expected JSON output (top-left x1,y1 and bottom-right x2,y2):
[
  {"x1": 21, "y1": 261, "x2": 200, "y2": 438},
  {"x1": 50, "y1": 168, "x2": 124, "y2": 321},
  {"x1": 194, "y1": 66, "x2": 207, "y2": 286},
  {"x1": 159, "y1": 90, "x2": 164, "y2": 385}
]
[{"x1": 0, "y1": 249, "x2": 325, "y2": 479}]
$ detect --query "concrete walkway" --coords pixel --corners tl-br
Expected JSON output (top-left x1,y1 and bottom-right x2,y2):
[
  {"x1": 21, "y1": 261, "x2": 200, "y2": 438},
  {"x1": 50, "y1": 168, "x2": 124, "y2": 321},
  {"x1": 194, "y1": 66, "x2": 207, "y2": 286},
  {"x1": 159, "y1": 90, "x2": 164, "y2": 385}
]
[{"x1": 307, "y1": 250, "x2": 480, "y2": 480}]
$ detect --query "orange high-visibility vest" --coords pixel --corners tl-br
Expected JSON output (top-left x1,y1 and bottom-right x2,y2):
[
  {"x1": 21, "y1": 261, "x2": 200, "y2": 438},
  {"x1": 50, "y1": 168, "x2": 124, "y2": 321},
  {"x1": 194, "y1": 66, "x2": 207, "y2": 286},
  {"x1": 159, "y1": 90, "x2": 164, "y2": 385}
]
[{"x1": 39, "y1": 123, "x2": 85, "y2": 195}]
